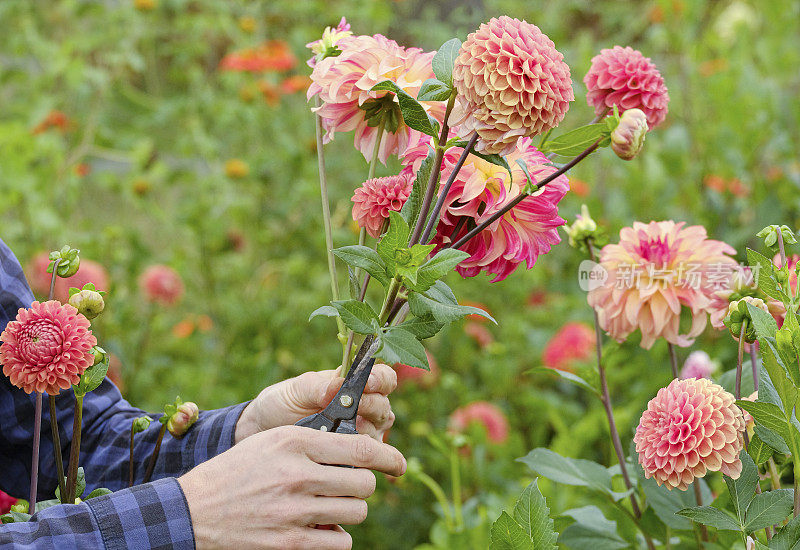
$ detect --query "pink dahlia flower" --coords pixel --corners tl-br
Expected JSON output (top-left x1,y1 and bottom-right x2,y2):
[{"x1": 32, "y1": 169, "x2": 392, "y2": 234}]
[
  {"x1": 139, "y1": 265, "x2": 184, "y2": 306},
  {"x1": 308, "y1": 34, "x2": 443, "y2": 163},
  {"x1": 27, "y1": 253, "x2": 109, "y2": 303},
  {"x1": 542, "y1": 322, "x2": 596, "y2": 372},
  {"x1": 587, "y1": 221, "x2": 737, "y2": 349},
  {"x1": 679, "y1": 350, "x2": 716, "y2": 380},
  {"x1": 634, "y1": 377, "x2": 745, "y2": 490},
  {"x1": 0, "y1": 489, "x2": 17, "y2": 514},
  {"x1": 451, "y1": 16, "x2": 573, "y2": 155},
  {"x1": 449, "y1": 401, "x2": 509, "y2": 444},
  {"x1": 402, "y1": 136, "x2": 569, "y2": 282},
  {"x1": 708, "y1": 265, "x2": 754, "y2": 330},
  {"x1": 0, "y1": 301, "x2": 97, "y2": 395},
  {"x1": 584, "y1": 46, "x2": 669, "y2": 128},
  {"x1": 352, "y1": 175, "x2": 412, "y2": 238}
]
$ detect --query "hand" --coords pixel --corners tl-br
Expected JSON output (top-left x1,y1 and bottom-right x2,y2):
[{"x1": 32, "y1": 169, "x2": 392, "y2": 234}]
[
  {"x1": 179, "y1": 425, "x2": 407, "y2": 550},
  {"x1": 235, "y1": 365, "x2": 397, "y2": 443}
]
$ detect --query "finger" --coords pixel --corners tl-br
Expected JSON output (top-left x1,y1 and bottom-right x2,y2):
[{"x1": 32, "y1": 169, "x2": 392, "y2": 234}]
[
  {"x1": 356, "y1": 393, "x2": 392, "y2": 426},
  {"x1": 286, "y1": 525, "x2": 352, "y2": 550},
  {"x1": 290, "y1": 371, "x2": 342, "y2": 409},
  {"x1": 312, "y1": 465, "x2": 376, "y2": 499},
  {"x1": 364, "y1": 364, "x2": 397, "y2": 395},
  {"x1": 304, "y1": 432, "x2": 406, "y2": 476},
  {"x1": 307, "y1": 496, "x2": 369, "y2": 526},
  {"x1": 355, "y1": 417, "x2": 379, "y2": 440}
]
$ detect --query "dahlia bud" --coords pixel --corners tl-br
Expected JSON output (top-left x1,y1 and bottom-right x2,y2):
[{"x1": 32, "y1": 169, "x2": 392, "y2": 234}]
[
  {"x1": 132, "y1": 415, "x2": 153, "y2": 434},
  {"x1": 91, "y1": 346, "x2": 106, "y2": 366},
  {"x1": 9, "y1": 501, "x2": 28, "y2": 514},
  {"x1": 167, "y1": 402, "x2": 199, "y2": 437},
  {"x1": 306, "y1": 17, "x2": 352, "y2": 66},
  {"x1": 48, "y1": 246, "x2": 80, "y2": 278},
  {"x1": 756, "y1": 224, "x2": 797, "y2": 250},
  {"x1": 610, "y1": 108, "x2": 648, "y2": 160},
  {"x1": 724, "y1": 297, "x2": 769, "y2": 343},
  {"x1": 564, "y1": 205, "x2": 599, "y2": 249},
  {"x1": 68, "y1": 289, "x2": 105, "y2": 320}
]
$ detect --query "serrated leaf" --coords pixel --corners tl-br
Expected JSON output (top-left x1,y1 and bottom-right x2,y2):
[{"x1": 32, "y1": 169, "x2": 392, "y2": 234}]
[
  {"x1": 377, "y1": 211, "x2": 411, "y2": 274},
  {"x1": 432, "y1": 38, "x2": 461, "y2": 86},
  {"x1": 540, "y1": 124, "x2": 608, "y2": 157},
  {"x1": 371, "y1": 80, "x2": 437, "y2": 138},
  {"x1": 758, "y1": 338, "x2": 798, "y2": 413},
  {"x1": 417, "y1": 78, "x2": 452, "y2": 101},
  {"x1": 744, "y1": 489, "x2": 794, "y2": 532},
  {"x1": 400, "y1": 147, "x2": 435, "y2": 227},
  {"x1": 748, "y1": 432, "x2": 776, "y2": 464},
  {"x1": 738, "y1": 400, "x2": 792, "y2": 446},
  {"x1": 640, "y1": 476, "x2": 712, "y2": 531},
  {"x1": 74, "y1": 357, "x2": 109, "y2": 397},
  {"x1": 513, "y1": 479, "x2": 557, "y2": 549},
  {"x1": 770, "y1": 512, "x2": 800, "y2": 550},
  {"x1": 726, "y1": 451, "x2": 758, "y2": 525},
  {"x1": 397, "y1": 315, "x2": 444, "y2": 340},
  {"x1": 331, "y1": 300, "x2": 379, "y2": 335},
  {"x1": 408, "y1": 280, "x2": 496, "y2": 324},
  {"x1": 348, "y1": 267, "x2": 359, "y2": 300},
  {"x1": 378, "y1": 327, "x2": 428, "y2": 370},
  {"x1": 559, "y1": 506, "x2": 627, "y2": 550},
  {"x1": 518, "y1": 448, "x2": 612, "y2": 493},
  {"x1": 675, "y1": 506, "x2": 741, "y2": 531},
  {"x1": 309, "y1": 305, "x2": 339, "y2": 321},
  {"x1": 410, "y1": 249, "x2": 470, "y2": 292},
  {"x1": 747, "y1": 248, "x2": 787, "y2": 302},
  {"x1": 755, "y1": 424, "x2": 791, "y2": 455},
  {"x1": 333, "y1": 245, "x2": 390, "y2": 286},
  {"x1": 490, "y1": 511, "x2": 535, "y2": 550}
]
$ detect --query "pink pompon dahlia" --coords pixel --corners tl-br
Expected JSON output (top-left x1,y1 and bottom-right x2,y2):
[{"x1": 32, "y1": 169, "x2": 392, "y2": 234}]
[
  {"x1": 587, "y1": 221, "x2": 737, "y2": 349},
  {"x1": 1, "y1": 301, "x2": 97, "y2": 395},
  {"x1": 27, "y1": 253, "x2": 110, "y2": 303},
  {"x1": 139, "y1": 265, "x2": 184, "y2": 306},
  {"x1": 584, "y1": 46, "x2": 669, "y2": 128},
  {"x1": 542, "y1": 322, "x2": 596, "y2": 372},
  {"x1": 449, "y1": 401, "x2": 509, "y2": 444},
  {"x1": 402, "y1": 136, "x2": 569, "y2": 282},
  {"x1": 308, "y1": 34, "x2": 443, "y2": 163},
  {"x1": 450, "y1": 16, "x2": 573, "y2": 156},
  {"x1": 635, "y1": 377, "x2": 745, "y2": 490},
  {"x1": 352, "y1": 175, "x2": 413, "y2": 238}
]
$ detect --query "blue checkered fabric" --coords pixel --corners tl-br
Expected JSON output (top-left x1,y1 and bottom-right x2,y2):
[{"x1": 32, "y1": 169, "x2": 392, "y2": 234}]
[{"x1": 0, "y1": 237, "x2": 247, "y2": 548}]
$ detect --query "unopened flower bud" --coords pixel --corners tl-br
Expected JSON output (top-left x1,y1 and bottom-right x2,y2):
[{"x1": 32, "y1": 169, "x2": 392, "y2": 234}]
[
  {"x1": 756, "y1": 224, "x2": 797, "y2": 249},
  {"x1": 91, "y1": 346, "x2": 106, "y2": 366},
  {"x1": 564, "y1": 205, "x2": 599, "y2": 249},
  {"x1": 69, "y1": 289, "x2": 105, "y2": 320},
  {"x1": 167, "y1": 402, "x2": 199, "y2": 437},
  {"x1": 48, "y1": 246, "x2": 81, "y2": 278},
  {"x1": 132, "y1": 415, "x2": 153, "y2": 434},
  {"x1": 724, "y1": 297, "x2": 769, "y2": 343},
  {"x1": 10, "y1": 500, "x2": 28, "y2": 514},
  {"x1": 306, "y1": 17, "x2": 352, "y2": 66},
  {"x1": 610, "y1": 108, "x2": 648, "y2": 160}
]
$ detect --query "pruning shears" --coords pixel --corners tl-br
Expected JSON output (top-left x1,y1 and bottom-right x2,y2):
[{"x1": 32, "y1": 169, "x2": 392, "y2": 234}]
[{"x1": 295, "y1": 335, "x2": 380, "y2": 434}]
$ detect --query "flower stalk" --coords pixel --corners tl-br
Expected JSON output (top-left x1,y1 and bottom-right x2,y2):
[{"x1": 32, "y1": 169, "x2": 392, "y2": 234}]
[
  {"x1": 668, "y1": 343, "x2": 680, "y2": 379},
  {"x1": 46, "y1": 258, "x2": 67, "y2": 503},
  {"x1": 143, "y1": 422, "x2": 168, "y2": 484},
  {"x1": 65, "y1": 394, "x2": 84, "y2": 503}
]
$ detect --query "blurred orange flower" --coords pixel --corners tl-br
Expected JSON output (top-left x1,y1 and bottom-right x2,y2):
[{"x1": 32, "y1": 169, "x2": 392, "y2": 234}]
[
  {"x1": 280, "y1": 75, "x2": 312, "y2": 95},
  {"x1": 74, "y1": 163, "x2": 91, "y2": 177},
  {"x1": 238, "y1": 16, "x2": 256, "y2": 34},
  {"x1": 699, "y1": 58, "x2": 729, "y2": 77},
  {"x1": 569, "y1": 178, "x2": 590, "y2": 197},
  {"x1": 172, "y1": 319, "x2": 195, "y2": 339},
  {"x1": 134, "y1": 0, "x2": 156, "y2": 10},
  {"x1": 394, "y1": 351, "x2": 439, "y2": 388},
  {"x1": 32, "y1": 110, "x2": 73, "y2": 134},
  {"x1": 257, "y1": 81, "x2": 281, "y2": 106},
  {"x1": 225, "y1": 158, "x2": 250, "y2": 179},
  {"x1": 703, "y1": 174, "x2": 750, "y2": 197},
  {"x1": 220, "y1": 40, "x2": 297, "y2": 73}
]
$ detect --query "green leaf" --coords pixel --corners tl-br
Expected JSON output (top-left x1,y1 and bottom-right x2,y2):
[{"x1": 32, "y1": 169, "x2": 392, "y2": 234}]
[
  {"x1": 1, "y1": 511, "x2": 31, "y2": 523},
  {"x1": 408, "y1": 280, "x2": 496, "y2": 324},
  {"x1": 640, "y1": 477, "x2": 712, "y2": 531},
  {"x1": 74, "y1": 356, "x2": 110, "y2": 397},
  {"x1": 770, "y1": 512, "x2": 800, "y2": 550},
  {"x1": 747, "y1": 248, "x2": 787, "y2": 303},
  {"x1": 558, "y1": 506, "x2": 628, "y2": 550},
  {"x1": 396, "y1": 314, "x2": 444, "y2": 340},
  {"x1": 451, "y1": 139, "x2": 511, "y2": 175},
  {"x1": 33, "y1": 499, "x2": 60, "y2": 513},
  {"x1": 726, "y1": 451, "x2": 758, "y2": 525},
  {"x1": 754, "y1": 425, "x2": 792, "y2": 455},
  {"x1": 417, "y1": 78, "x2": 451, "y2": 102},
  {"x1": 331, "y1": 300, "x2": 379, "y2": 335},
  {"x1": 400, "y1": 147, "x2": 435, "y2": 227},
  {"x1": 513, "y1": 479, "x2": 557, "y2": 549},
  {"x1": 744, "y1": 489, "x2": 793, "y2": 532},
  {"x1": 371, "y1": 80, "x2": 438, "y2": 138},
  {"x1": 675, "y1": 506, "x2": 741, "y2": 531},
  {"x1": 540, "y1": 124, "x2": 608, "y2": 157},
  {"x1": 759, "y1": 338, "x2": 800, "y2": 412},
  {"x1": 489, "y1": 511, "x2": 534, "y2": 550},
  {"x1": 56, "y1": 467, "x2": 86, "y2": 502},
  {"x1": 395, "y1": 243, "x2": 436, "y2": 285},
  {"x1": 432, "y1": 38, "x2": 461, "y2": 86},
  {"x1": 308, "y1": 305, "x2": 339, "y2": 321},
  {"x1": 738, "y1": 400, "x2": 793, "y2": 445},
  {"x1": 749, "y1": 432, "x2": 777, "y2": 464},
  {"x1": 377, "y1": 211, "x2": 411, "y2": 274},
  {"x1": 518, "y1": 448, "x2": 612, "y2": 493},
  {"x1": 347, "y1": 267, "x2": 359, "y2": 300},
  {"x1": 529, "y1": 367, "x2": 600, "y2": 397},
  {"x1": 333, "y1": 245, "x2": 390, "y2": 286},
  {"x1": 410, "y1": 249, "x2": 470, "y2": 292},
  {"x1": 378, "y1": 327, "x2": 428, "y2": 370},
  {"x1": 85, "y1": 487, "x2": 113, "y2": 499}
]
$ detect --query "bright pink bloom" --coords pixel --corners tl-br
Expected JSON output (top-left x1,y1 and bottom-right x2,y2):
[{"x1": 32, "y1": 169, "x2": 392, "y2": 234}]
[
  {"x1": 449, "y1": 401, "x2": 509, "y2": 444},
  {"x1": 139, "y1": 265, "x2": 184, "y2": 306},
  {"x1": 542, "y1": 322, "x2": 595, "y2": 372},
  {"x1": 0, "y1": 301, "x2": 97, "y2": 395},
  {"x1": 351, "y1": 175, "x2": 412, "y2": 238},
  {"x1": 679, "y1": 350, "x2": 716, "y2": 380},
  {"x1": 0, "y1": 489, "x2": 17, "y2": 514},
  {"x1": 587, "y1": 221, "x2": 737, "y2": 349},
  {"x1": 584, "y1": 46, "x2": 669, "y2": 128},
  {"x1": 402, "y1": 137, "x2": 569, "y2": 282},
  {"x1": 450, "y1": 16, "x2": 573, "y2": 155},
  {"x1": 634, "y1": 377, "x2": 745, "y2": 490},
  {"x1": 27, "y1": 254, "x2": 109, "y2": 303},
  {"x1": 308, "y1": 34, "x2": 443, "y2": 163}
]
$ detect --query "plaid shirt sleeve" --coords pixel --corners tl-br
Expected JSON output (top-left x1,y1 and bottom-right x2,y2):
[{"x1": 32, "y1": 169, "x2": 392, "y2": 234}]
[{"x1": 0, "y1": 237, "x2": 249, "y2": 547}]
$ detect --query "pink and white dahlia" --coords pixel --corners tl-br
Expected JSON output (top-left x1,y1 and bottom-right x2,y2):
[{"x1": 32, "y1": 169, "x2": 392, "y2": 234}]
[
  {"x1": 587, "y1": 221, "x2": 737, "y2": 349},
  {"x1": 634, "y1": 378, "x2": 745, "y2": 490},
  {"x1": 308, "y1": 34, "x2": 443, "y2": 163},
  {"x1": 584, "y1": 46, "x2": 669, "y2": 128},
  {"x1": 449, "y1": 401, "x2": 509, "y2": 444},
  {"x1": 1, "y1": 301, "x2": 97, "y2": 395},
  {"x1": 352, "y1": 175, "x2": 412, "y2": 238},
  {"x1": 401, "y1": 137, "x2": 569, "y2": 282},
  {"x1": 139, "y1": 265, "x2": 184, "y2": 306},
  {"x1": 679, "y1": 350, "x2": 716, "y2": 380},
  {"x1": 451, "y1": 16, "x2": 573, "y2": 155}
]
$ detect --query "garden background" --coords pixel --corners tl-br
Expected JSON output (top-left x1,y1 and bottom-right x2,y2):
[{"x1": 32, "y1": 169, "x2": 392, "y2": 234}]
[{"x1": 1, "y1": 0, "x2": 798, "y2": 547}]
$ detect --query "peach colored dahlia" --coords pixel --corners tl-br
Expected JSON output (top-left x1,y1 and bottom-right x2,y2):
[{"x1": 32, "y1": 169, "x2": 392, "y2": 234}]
[
  {"x1": 450, "y1": 16, "x2": 573, "y2": 156},
  {"x1": 139, "y1": 265, "x2": 184, "y2": 306},
  {"x1": 634, "y1": 377, "x2": 745, "y2": 490},
  {"x1": 587, "y1": 221, "x2": 737, "y2": 349},
  {"x1": 401, "y1": 136, "x2": 569, "y2": 282},
  {"x1": 308, "y1": 34, "x2": 443, "y2": 163},
  {"x1": 352, "y1": 175, "x2": 412, "y2": 238},
  {"x1": 449, "y1": 401, "x2": 509, "y2": 444},
  {"x1": 584, "y1": 46, "x2": 669, "y2": 128},
  {"x1": 1, "y1": 301, "x2": 97, "y2": 395}
]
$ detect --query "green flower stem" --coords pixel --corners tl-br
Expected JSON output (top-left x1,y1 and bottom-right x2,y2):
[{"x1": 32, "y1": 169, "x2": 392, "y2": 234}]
[
  {"x1": 668, "y1": 343, "x2": 680, "y2": 379},
  {"x1": 777, "y1": 228, "x2": 788, "y2": 269},
  {"x1": 29, "y1": 393, "x2": 42, "y2": 511},
  {"x1": 143, "y1": 423, "x2": 168, "y2": 484},
  {"x1": 49, "y1": 396, "x2": 67, "y2": 503},
  {"x1": 450, "y1": 450, "x2": 463, "y2": 530},
  {"x1": 607, "y1": 497, "x2": 655, "y2": 550},
  {"x1": 751, "y1": 343, "x2": 759, "y2": 392},
  {"x1": 768, "y1": 458, "x2": 782, "y2": 490},
  {"x1": 736, "y1": 324, "x2": 746, "y2": 399},
  {"x1": 66, "y1": 394, "x2": 84, "y2": 503},
  {"x1": 412, "y1": 469, "x2": 454, "y2": 531},
  {"x1": 379, "y1": 278, "x2": 402, "y2": 326},
  {"x1": 129, "y1": 424, "x2": 136, "y2": 488}
]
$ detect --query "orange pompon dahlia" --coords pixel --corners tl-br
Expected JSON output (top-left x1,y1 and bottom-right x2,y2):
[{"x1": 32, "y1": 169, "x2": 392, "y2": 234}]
[
  {"x1": 450, "y1": 16, "x2": 573, "y2": 155},
  {"x1": 351, "y1": 175, "x2": 412, "y2": 238},
  {"x1": 634, "y1": 378, "x2": 745, "y2": 490},
  {"x1": 1, "y1": 301, "x2": 97, "y2": 395},
  {"x1": 587, "y1": 221, "x2": 737, "y2": 349},
  {"x1": 308, "y1": 34, "x2": 443, "y2": 164}
]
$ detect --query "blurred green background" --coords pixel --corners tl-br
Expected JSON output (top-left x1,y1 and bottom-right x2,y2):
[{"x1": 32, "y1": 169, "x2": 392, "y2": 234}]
[{"x1": 1, "y1": 0, "x2": 798, "y2": 547}]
